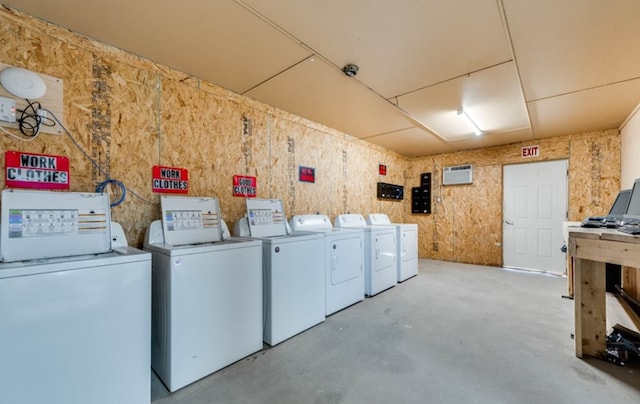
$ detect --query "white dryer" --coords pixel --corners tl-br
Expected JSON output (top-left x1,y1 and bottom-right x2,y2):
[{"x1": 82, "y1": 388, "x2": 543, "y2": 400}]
[
  {"x1": 235, "y1": 198, "x2": 325, "y2": 346},
  {"x1": 143, "y1": 195, "x2": 263, "y2": 393},
  {"x1": 0, "y1": 189, "x2": 151, "y2": 404},
  {"x1": 367, "y1": 213, "x2": 418, "y2": 282},
  {"x1": 334, "y1": 213, "x2": 397, "y2": 296},
  {"x1": 290, "y1": 214, "x2": 365, "y2": 316}
]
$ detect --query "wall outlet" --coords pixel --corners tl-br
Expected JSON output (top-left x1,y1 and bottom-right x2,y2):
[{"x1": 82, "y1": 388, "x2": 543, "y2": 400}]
[{"x1": 0, "y1": 96, "x2": 16, "y2": 123}]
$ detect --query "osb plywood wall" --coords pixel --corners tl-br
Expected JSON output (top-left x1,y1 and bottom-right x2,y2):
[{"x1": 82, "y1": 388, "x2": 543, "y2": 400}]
[
  {"x1": 407, "y1": 130, "x2": 620, "y2": 266},
  {"x1": 0, "y1": 7, "x2": 408, "y2": 248},
  {"x1": 0, "y1": 7, "x2": 620, "y2": 267}
]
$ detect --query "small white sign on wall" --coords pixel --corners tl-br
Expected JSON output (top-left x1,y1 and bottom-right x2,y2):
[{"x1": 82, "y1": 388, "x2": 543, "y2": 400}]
[{"x1": 521, "y1": 145, "x2": 540, "y2": 158}]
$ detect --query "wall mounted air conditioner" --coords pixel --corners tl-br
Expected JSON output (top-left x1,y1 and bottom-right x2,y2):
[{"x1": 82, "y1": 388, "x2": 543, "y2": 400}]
[{"x1": 443, "y1": 165, "x2": 473, "y2": 185}]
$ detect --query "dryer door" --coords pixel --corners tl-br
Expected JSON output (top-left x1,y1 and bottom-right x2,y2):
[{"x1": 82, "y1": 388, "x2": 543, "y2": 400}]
[
  {"x1": 329, "y1": 236, "x2": 362, "y2": 285},
  {"x1": 374, "y1": 230, "x2": 396, "y2": 272},
  {"x1": 401, "y1": 227, "x2": 418, "y2": 263}
]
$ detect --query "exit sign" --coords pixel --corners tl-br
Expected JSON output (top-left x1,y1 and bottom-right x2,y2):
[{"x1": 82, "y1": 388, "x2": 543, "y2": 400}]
[{"x1": 521, "y1": 145, "x2": 540, "y2": 158}]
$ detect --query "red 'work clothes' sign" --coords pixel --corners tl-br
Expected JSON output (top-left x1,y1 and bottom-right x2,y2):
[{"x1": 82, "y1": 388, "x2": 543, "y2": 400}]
[
  {"x1": 152, "y1": 165, "x2": 189, "y2": 194},
  {"x1": 5, "y1": 150, "x2": 70, "y2": 190}
]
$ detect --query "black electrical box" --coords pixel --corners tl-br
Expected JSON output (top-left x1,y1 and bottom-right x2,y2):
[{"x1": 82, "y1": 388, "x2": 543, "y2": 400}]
[
  {"x1": 421, "y1": 172, "x2": 432, "y2": 188},
  {"x1": 377, "y1": 182, "x2": 404, "y2": 200},
  {"x1": 412, "y1": 186, "x2": 431, "y2": 214}
]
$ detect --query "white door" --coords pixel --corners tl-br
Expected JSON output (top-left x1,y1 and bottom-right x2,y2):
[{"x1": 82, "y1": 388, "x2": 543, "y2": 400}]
[{"x1": 503, "y1": 160, "x2": 568, "y2": 273}]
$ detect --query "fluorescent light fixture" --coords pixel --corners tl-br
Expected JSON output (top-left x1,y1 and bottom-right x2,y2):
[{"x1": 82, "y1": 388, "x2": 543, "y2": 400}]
[{"x1": 458, "y1": 109, "x2": 482, "y2": 136}]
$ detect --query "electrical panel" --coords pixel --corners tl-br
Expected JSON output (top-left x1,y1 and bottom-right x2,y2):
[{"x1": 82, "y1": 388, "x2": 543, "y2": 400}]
[
  {"x1": 377, "y1": 182, "x2": 404, "y2": 200},
  {"x1": 420, "y1": 172, "x2": 431, "y2": 187},
  {"x1": 412, "y1": 172, "x2": 431, "y2": 214},
  {"x1": 412, "y1": 187, "x2": 431, "y2": 214}
]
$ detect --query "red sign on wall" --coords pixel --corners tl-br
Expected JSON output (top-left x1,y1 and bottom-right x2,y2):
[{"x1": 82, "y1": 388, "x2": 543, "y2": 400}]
[
  {"x1": 152, "y1": 165, "x2": 189, "y2": 194},
  {"x1": 379, "y1": 164, "x2": 387, "y2": 176},
  {"x1": 5, "y1": 150, "x2": 70, "y2": 190},
  {"x1": 521, "y1": 145, "x2": 540, "y2": 158},
  {"x1": 233, "y1": 175, "x2": 257, "y2": 197},
  {"x1": 299, "y1": 166, "x2": 315, "y2": 183}
]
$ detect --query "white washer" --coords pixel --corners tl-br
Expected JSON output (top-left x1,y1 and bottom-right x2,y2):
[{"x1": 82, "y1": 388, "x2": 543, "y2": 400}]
[
  {"x1": 0, "y1": 189, "x2": 151, "y2": 404},
  {"x1": 290, "y1": 214, "x2": 365, "y2": 316},
  {"x1": 143, "y1": 195, "x2": 263, "y2": 393},
  {"x1": 367, "y1": 213, "x2": 418, "y2": 282},
  {"x1": 334, "y1": 213, "x2": 397, "y2": 296},
  {"x1": 235, "y1": 198, "x2": 325, "y2": 346}
]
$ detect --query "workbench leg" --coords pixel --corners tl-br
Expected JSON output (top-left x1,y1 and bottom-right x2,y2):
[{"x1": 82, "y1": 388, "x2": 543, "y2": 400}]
[
  {"x1": 622, "y1": 265, "x2": 639, "y2": 301},
  {"x1": 574, "y1": 257, "x2": 606, "y2": 358},
  {"x1": 567, "y1": 255, "x2": 574, "y2": 297}
]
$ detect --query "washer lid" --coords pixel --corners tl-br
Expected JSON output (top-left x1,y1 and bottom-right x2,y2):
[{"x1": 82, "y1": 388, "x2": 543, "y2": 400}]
[
  {"x1": 160, "y1": 195, "x2": 222, "y2": 246},
  {"x1": 366, "y1": 213, "x2": 391, "y2": 225},
  {"x1": 290, "y1": 214, "x2": 332, "y2": 231},
  {"x1": 334, "y1": 213, "x2": 367, "y2": 228},
  {"x1": 245, "y1": 198, "x2": 288, "y2": 237}
]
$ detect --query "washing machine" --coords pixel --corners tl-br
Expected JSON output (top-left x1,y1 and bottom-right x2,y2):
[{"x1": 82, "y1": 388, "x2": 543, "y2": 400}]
[
  {"x1": 143, "y1": 195, "x2": 263, "y2": 393},
  {"x1": 290, "y1": 214, "x2": 365, "y2": 316},
  {"x1": 0, "y1": 189, "x2": 151, "y2": 404},
  {"x1": 235, "y1": 198, "x2": 325, "y2": 346},
  {"x1": 334, "y1": 213, "x2": 397, "y2": 296},
  {"x1": 367, "y1": 213, "x2": 418, "y2": 282}
]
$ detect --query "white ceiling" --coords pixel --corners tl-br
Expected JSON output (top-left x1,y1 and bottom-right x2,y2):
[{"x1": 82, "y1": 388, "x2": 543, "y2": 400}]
[{"x1": 3, "y1": 0, "x2": 640, "y2": 157}]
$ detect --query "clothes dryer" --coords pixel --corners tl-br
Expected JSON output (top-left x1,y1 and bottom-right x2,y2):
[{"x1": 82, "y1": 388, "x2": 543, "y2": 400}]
[
  {"x1": 334, "y1": 213, "x2": 397, "y2": 296},
  {"x1": 367, "y1": 213, "x2": 418, "y2": 282},
  {"x1": 0, "y1": 189, "x2": 151, "y2": 404},
  {"x1": 236, "y1": 198, "x2": 325, "y2": 346},
  {"x1": 143, "y1": 195, "x2": 263, "y2": 392},
  {"x1": 290, "y1": 214, "x2": 365, "y2": 315}
]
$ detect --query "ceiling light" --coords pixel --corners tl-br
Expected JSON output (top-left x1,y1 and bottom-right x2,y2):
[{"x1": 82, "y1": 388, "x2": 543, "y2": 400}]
[{"x1": 458, "y1": 109, "x2": 482, "y2": 136}]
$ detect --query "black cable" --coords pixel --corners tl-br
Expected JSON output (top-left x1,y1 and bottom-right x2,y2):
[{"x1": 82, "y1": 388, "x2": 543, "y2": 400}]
[{"x1": 15, "y1": 99, "x2": 55, "y2": 138}]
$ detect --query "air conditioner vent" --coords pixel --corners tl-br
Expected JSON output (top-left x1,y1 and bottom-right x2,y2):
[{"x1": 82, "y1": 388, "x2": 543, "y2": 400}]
[{"x1": 443, "y1": 165, "x2": 473, "y2": 185}]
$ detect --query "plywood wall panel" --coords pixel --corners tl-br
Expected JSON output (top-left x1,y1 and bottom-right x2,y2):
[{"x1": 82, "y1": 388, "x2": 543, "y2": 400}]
[
  {"x1": 107, "y1": 65, "x2": 160, "y2": 246},
  {"x1": 230, "y1": 111, "x2": 271, "y2": 223},
  {"x1": 450, "y1": 164, "x2": 502, "y2": 266},
  {"x1": 407, "y1": 130, "x2": 620, "y2": 266},
  {"x1": 290, "y1": 124, "x2": 338, "y2": 217},
  {"x1": 263, "y1": 117, "x2": 295, "y2": 215},
  {"x1": 337, "y1": 137, "x2": 398, "y2": 218},
  {"x1": 568, "y1": 131, "x2": 621, "y2": 219},
  {"x1": 0, "y1": 8, "x2": 620, "y2": 268},
  {"x1": 210, "y1": 107, "x2": 251, "y2": 226}
]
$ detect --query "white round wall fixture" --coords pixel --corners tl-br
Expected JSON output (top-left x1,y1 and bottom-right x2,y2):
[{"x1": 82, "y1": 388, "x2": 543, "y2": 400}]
[{"x1": 0, "y1": 67, "x2": 46, "y2": 99}]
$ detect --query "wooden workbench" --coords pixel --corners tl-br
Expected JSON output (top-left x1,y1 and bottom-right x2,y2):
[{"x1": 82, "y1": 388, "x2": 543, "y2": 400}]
[{"x1": 568, "y1": 226, "x2": 640, "y2": 358}]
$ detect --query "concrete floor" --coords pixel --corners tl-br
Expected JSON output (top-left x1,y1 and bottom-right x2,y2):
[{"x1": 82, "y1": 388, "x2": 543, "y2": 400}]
[{"x1": 151, "y1": 259, "x2": 640, "y2": 404}]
